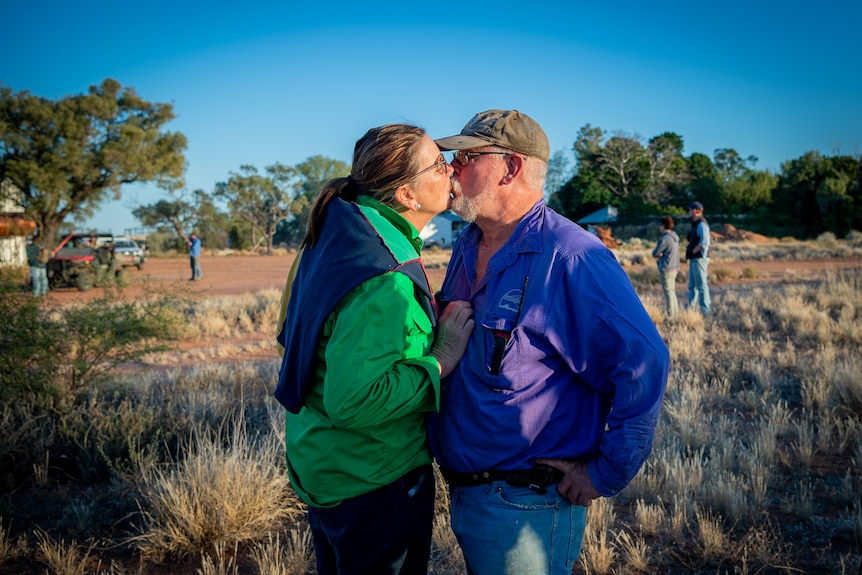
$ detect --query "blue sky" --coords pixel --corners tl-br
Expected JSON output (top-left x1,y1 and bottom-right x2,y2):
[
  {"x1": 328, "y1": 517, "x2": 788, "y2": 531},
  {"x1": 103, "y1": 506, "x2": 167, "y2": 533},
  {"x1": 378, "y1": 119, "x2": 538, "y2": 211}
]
[{"x1": 4, "y1": 0, "x2": 860, "y2": 234}]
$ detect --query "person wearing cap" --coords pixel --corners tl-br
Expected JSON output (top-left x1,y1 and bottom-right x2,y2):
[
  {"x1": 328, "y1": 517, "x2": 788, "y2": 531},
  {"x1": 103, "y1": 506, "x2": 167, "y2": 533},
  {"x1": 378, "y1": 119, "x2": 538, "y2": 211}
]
[
  {"x1": 428, "y1": 109, "x2": 669, "y2": 574},
  {"x1": 187, "y1": 231, "x2": 202, "y2": 280},
  {"x1": 275, "y1": 124, "x2": 474, "y2": 575},
  {"x1": 685, "y1": 201, "x2": 711, "y2": 315},
  {"x1": 652, "y1": 215, "x2": 681, "y2": 317}
]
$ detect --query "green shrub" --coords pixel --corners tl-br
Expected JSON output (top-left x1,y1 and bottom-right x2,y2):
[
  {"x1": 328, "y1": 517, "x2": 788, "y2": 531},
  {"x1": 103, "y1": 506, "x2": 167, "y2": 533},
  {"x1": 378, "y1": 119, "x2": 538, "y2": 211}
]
[
  {"x1": 0, "y1": 270, "x2": 63, "y2": 401},
  {"x1": 0, "y1": 277, "x2": 189, "y2": 486}
]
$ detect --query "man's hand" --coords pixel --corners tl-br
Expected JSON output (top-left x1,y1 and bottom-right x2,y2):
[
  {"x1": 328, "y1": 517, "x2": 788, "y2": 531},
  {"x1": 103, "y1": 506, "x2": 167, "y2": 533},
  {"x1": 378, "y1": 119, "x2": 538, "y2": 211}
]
[{"x1": 536, "y1": 458, "x2": 601, "y2": 507}]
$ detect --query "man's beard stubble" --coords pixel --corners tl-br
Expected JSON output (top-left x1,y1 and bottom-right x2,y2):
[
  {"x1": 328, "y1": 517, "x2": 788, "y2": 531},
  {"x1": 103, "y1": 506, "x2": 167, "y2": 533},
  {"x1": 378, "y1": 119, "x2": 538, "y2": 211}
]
[{"x1": 449, "y1": 177, "x2": 478, "y2": 223}]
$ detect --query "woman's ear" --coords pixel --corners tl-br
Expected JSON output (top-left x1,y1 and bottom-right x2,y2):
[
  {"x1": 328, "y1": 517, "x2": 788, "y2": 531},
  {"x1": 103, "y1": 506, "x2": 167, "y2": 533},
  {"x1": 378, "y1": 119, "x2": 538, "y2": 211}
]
[{"x1": 392, "y1": 184, "x2": 416, "y2": 212}]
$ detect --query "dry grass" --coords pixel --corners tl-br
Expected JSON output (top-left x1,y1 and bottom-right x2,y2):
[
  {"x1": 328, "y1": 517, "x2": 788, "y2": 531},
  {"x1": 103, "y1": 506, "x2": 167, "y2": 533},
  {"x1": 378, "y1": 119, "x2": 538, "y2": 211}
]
[
  {"x1": 249, "y1": 529, "x2": 314, "y2": 575},
  {"x1": 35, "y1": 531, "x2": 94, "y2": 575},
  {"x1": 133, "y1": 414, "x2": 303, "y2": 563},
  {"x1": 2, "y1": 239, "x2": 861, "y2": 574}
]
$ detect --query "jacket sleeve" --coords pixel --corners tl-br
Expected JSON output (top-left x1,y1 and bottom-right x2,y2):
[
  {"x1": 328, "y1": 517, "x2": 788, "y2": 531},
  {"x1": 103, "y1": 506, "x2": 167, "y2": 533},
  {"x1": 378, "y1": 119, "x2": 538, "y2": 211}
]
[{"x1": 652, "y1": 236, "x2": 668, "y2": 259}]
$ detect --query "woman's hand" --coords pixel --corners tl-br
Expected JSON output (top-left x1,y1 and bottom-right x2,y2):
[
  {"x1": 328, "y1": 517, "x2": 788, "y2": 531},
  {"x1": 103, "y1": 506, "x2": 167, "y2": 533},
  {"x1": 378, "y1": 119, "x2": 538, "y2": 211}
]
[{"x1": 430, "y1": 300, "x2": 474, "y2": 378}]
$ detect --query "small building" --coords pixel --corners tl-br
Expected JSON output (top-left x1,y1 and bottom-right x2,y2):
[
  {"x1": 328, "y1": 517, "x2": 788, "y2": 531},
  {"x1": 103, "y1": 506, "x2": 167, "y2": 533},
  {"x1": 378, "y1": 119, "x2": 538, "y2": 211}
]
[
  {"x1": 420, "y1": 211, "x2": 466, "y2": 248},
  {"x1": 0, "y1": 179, "x2": 35, "y2": 267},
  {"x1": 576, "y1": 205, "x2": 618, "y2": 226}
]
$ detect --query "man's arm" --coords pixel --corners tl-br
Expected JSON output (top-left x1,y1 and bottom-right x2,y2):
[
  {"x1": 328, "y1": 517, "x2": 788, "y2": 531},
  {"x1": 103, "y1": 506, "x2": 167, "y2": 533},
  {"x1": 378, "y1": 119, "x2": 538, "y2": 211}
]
[{"x1": 548, "y1": 247, "x2": 670, "y2": 500}]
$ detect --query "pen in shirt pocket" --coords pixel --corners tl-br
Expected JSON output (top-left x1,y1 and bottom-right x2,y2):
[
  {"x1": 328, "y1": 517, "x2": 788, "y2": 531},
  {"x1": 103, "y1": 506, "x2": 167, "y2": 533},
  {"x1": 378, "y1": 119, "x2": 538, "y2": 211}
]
[{"x1": 490, "y1": 276, "x2": 529, "y2": 375}]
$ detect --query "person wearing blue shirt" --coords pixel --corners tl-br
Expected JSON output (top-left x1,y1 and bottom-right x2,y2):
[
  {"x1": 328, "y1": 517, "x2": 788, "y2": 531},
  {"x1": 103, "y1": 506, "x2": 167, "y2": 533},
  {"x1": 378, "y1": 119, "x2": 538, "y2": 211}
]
[
  {"x1": 187, "y1": 232, "x2": 202, "y2": 280},
  {"x1": 685, "y1": 202, "x2": 711, "y2": 315},
  {"x1": 429, "y1": 109, "x2": 670, "y2": 575}
]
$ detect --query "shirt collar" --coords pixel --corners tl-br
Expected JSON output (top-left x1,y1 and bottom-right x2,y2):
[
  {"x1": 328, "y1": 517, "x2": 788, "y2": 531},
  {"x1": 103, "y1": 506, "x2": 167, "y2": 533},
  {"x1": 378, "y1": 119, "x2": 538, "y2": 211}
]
[
  {"x1": 356, "y1": 195, "x2": 423, "y2": 254},
  {"x1": 463, "y1": 199, "x2": 546, "y2": 256}
]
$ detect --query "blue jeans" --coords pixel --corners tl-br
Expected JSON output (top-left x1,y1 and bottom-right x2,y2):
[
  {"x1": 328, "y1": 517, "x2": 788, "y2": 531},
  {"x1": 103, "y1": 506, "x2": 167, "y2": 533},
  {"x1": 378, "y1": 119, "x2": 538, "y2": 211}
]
[
  {"x1": 190, "y1": 255, "x2": 202, "y2": 279},
  {"x1": 688, "y1": 257, "x2": 710, "y2": 315},
  {"x1": 30, "y1": 265, "x2": 48, "y2": 297},
  {"x1": 306, "y1": 465, "x2": 434, "y2": 575},
  {"x1": 450, "y1": 482, "x2": 587, "y2": 575},
  {"x1": 660, "y1": 270, "x2": 679, "y2": 317}
]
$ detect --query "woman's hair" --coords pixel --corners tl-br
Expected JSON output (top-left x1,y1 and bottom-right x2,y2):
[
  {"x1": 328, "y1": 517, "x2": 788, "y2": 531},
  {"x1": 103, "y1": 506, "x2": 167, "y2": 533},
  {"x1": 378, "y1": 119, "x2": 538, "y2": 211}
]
[
  {"x1": 661, "y1": 215, "x2": 675, "y2": 231},
  {"x1": 302, "y1": 124, "x2": 427, "y2": 248}
]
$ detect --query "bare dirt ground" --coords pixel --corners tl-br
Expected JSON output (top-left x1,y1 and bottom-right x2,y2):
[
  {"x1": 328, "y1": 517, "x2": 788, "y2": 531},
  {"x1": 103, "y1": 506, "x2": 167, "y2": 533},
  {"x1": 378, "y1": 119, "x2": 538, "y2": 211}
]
[
  {"x1": 43, "y1": 252, "x2": 862, "y2": 306},
  {"x1": 39, "y1": 252, "x2": 862, "y2": 368}
]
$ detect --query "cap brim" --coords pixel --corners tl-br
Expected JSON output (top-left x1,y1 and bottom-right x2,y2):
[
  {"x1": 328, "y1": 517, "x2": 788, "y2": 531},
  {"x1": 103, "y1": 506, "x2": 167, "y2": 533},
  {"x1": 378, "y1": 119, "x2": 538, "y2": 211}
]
[{"x1": 434, "y1": 134, "x2": 495, "y2": 151}]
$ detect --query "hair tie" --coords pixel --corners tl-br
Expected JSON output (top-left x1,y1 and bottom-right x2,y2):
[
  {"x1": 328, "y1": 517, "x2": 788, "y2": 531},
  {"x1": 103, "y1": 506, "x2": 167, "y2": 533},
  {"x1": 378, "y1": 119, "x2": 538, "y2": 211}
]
[{"x1": 346, "y1": 174, "x2": 366, "y2": 194}]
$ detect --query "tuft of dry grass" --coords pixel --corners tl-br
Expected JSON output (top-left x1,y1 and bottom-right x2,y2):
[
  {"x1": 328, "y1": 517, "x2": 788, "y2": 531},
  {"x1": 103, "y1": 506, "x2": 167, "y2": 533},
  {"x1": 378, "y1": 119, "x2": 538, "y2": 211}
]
[
  {"x1": 133, "y1": 414, "x2": 303, "y2": 563},
  {"x1": 0, "y1": 518, "x2": 28, "y2": 564},
  {"x1": 249, "y1": 529, "x2": 314, "y2": 575},
  {"x1": 615, "y1": 529, "x2": 650, "y2": 571},
  {"x1": 35, "y1": 530, "x2": 94, "y2": 575}
]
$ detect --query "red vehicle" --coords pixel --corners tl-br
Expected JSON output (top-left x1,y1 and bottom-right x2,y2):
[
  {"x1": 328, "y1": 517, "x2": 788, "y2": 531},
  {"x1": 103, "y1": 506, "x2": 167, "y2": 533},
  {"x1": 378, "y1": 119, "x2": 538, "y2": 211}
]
[{"x1": 48, "y1": 232, "x2": 122, "y2": 291}]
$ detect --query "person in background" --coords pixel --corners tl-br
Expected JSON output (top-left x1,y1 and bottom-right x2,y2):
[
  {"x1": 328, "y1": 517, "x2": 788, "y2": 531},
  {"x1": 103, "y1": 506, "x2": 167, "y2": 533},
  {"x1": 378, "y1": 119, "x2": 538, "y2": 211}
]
[
  {"x1": 187, "y1": 232, "x2": 202, "y2": 280},
  {"x1": 27, "y1": 232, "x2": 48, "y2": 297},
  {"x1": 275, "y1": 123, "x2": 474, "y2": 575},
  {"x1": 652, "y1": 215, "x2": 680, "y2": 318},
  {"x1": 685, "y1": 201, "x2": 711, "y2": 315},
  {"x1": 429, "y1": 109, "x2": 669, "y2": 575}
]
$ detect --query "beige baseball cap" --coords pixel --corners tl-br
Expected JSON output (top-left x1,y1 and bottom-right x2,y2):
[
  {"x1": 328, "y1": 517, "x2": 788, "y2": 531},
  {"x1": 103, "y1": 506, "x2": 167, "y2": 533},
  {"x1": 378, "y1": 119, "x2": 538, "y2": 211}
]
[{"x1": 435, "y1": 109, "x2": 550, "y2": 162}]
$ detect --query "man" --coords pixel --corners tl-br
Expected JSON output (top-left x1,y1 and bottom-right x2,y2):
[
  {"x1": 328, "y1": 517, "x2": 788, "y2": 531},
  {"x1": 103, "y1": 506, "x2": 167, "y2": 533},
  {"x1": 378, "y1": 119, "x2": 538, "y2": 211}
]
[
  {"x1": 428, "y1": 109, "x2": 669, "y2": 575},
  {"x1": 27, "y1": 233, "x2": 48, "y2": 297},
  {"x1": 685, "y1": 201, "x2": 710, "y2": 315},
  {"x1": 652, "y1": 215, "x2": 680, "y2": 317},
  {"x1": 187, "y1": 232, "x2": 202, "y2": 280}
]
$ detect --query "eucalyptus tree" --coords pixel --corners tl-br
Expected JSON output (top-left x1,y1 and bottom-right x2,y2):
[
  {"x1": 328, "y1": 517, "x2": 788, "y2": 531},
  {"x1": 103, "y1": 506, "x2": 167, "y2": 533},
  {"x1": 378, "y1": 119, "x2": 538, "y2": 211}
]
[
  {"x1": 713, "y1": 148, "x2": 776, "y2": 213},
  {"x1": 217, "y1": 155, "x2": 349, "y2": 252},
  {"x1": 774, "y1": 151, "x2": 862, "y2": 236},
  {"x1": 0, "y1": 79, "x2": 186, "y2": 258},
  {"x1": 133, "y1": 188, "x2": 228, "y2": 250}
]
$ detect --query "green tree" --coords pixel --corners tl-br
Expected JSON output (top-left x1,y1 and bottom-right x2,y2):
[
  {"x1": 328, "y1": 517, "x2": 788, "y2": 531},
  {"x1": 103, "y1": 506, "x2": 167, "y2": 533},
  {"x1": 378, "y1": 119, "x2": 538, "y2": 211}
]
[
  {"x1": 642, "y1": 132, "x2": 687, "y2": 205},
  {"x1": 274, "y1": 155, "x2": 350, "y2": 246},
  {"x1": 134, "y1": 189, "x2": 229, "y2": 250},
  {"x1": 133, "y1": 195, "x2": 196, "y2": 240},
  {"x1": 217, "y1": 164, "x2": 299, "y2": 253},
  {"x1": 0, "y1": 79, "x2": 186, "y2": 259},
  {"x1": 774, "y1": 152, "x2": 862, "y2": 236},
  {"x1": 713, "y1": 148, "x2": 775, "y2": 213},
  {"x1": 545, "y1": 150, "x2": 573, "y2": 199},
  {"x1": 679, "y1": 152, "x2": 720, "y2": 210}
]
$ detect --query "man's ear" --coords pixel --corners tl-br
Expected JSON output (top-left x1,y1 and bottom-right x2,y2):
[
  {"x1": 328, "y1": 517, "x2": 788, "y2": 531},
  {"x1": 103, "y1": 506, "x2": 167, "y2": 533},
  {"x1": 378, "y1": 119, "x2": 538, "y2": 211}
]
[{"x1": 501, "y1": 154, "x2": 525, "y2": 184}]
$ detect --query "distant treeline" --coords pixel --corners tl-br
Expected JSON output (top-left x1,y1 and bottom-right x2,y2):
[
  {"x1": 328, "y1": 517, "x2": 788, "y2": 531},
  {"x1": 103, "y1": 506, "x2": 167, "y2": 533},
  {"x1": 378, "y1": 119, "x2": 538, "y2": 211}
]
[{"x1": 545, "y1": 125, "x2": 861, "y2": 239}]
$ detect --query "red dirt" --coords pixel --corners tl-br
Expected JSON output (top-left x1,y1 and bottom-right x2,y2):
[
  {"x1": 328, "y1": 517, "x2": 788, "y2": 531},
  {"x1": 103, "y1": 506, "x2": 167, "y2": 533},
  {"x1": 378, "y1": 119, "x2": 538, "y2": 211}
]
[
  {"x1": 37, "y1": 253, "x2": 861, "y2": 369},
  {"x1": 41, "y1": 253, "x2": 862, "y2": 306},
  {"x1": 41, "y1": 253, "x2": 450, "y2": 305}
]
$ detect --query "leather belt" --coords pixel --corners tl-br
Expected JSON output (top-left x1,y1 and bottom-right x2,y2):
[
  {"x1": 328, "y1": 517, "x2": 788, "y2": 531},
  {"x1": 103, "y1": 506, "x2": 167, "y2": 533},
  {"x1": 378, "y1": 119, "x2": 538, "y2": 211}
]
[{"x1": 440, "y1": 464, "x2": 564, "y2": 494}]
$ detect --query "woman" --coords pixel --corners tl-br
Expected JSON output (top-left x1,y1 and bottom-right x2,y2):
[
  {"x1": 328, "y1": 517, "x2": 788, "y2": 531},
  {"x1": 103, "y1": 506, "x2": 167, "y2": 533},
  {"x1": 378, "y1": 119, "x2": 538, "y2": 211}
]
[
  {"x1": 274, "y1": 124, "x2": 474, "y2": 575},
  {"x1": 652, "y1": 215, "x2": 680, "y2": 317}
]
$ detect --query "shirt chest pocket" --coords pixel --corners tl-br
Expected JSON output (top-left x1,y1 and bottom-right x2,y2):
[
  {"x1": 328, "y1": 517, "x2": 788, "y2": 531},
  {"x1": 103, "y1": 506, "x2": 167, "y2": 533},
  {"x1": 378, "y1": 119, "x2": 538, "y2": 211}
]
[
  {"x1": 479, "y1": 314, "x2": 526, "y2": 391},
  {"x1": 407, "y1": 306, "x2": 434, "y2": 346}
]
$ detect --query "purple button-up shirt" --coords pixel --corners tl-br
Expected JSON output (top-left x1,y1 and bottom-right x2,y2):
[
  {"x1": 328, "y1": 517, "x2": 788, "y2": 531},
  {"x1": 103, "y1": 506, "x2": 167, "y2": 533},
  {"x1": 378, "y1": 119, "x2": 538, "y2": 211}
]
[{"x1": 428, "y1": 201, "x2": 669, "y2": 496}]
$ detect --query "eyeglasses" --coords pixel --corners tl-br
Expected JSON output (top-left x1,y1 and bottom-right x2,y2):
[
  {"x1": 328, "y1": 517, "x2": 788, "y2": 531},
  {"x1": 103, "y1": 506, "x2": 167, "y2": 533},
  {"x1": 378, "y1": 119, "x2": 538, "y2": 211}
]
[
  {"x1": 453, "y1": 150, "x2": 510, "y2": 165},
  {"x1": 407, "y1": 154, "x2": 449, "y2": 180}
]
